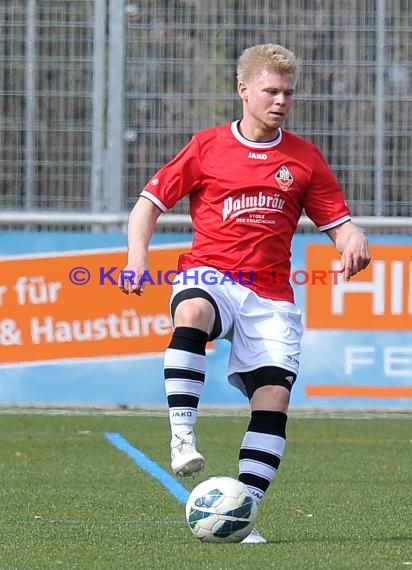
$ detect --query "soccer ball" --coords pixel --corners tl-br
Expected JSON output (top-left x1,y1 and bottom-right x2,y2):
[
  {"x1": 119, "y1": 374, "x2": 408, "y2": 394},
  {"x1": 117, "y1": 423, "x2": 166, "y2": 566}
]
[{"x1": 185, "y1": 476, "x2": 257, "y2": 543}]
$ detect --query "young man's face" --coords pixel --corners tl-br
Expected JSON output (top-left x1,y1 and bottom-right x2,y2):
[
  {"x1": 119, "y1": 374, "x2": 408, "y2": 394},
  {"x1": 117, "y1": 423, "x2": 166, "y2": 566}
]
[{"x1": 238, "y1": 69, "x2": 295, "y2": 132}]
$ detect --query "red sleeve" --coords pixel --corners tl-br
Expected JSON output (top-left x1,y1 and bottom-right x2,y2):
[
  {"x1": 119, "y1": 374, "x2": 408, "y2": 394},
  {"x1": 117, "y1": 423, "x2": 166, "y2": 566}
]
[
  {"x1": 303, "y1": 145, "x2": 351, "y2": 231},
  {"x1": 140, "y1": 135, "x2": 202, "y2": 211}
]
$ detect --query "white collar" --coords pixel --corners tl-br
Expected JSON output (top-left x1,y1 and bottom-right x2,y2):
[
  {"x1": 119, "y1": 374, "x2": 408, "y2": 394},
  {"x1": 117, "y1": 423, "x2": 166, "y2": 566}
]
[{"x1": 230, "y1": 120, "x2": 283, "y2": 149}]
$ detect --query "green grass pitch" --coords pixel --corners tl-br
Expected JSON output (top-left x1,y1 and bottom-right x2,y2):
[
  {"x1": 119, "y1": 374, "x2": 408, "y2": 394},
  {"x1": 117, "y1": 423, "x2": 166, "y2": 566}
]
[{"x1": 0, "y1": 410, "x2": 411, "y2": 569}]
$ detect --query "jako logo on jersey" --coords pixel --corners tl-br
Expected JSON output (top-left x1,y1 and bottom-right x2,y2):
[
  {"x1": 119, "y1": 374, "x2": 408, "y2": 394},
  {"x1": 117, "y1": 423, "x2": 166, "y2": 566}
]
[
  {"x1": 275, "y1": 165, "x2": 293, "y2": 191},
  {"x1": 222, "y1": 191, "x2": 285, "y2": 221},
  {"x1": 248, "y1": 151, "x2": 268, "y2": 160}
]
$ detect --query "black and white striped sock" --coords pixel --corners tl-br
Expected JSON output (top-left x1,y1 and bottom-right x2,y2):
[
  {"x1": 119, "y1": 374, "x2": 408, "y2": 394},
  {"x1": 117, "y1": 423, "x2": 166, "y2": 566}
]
[
  {"x1": 238, "y1": 410, "x2": 287, "y2": 503},
  {"x1": 164, "y1": 326, "x2": 208, "y2": 441}
]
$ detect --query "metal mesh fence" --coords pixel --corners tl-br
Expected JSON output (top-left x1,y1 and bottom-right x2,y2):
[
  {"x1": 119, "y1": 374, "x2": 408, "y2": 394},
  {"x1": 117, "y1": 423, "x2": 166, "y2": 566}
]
[
  {"x1": 0, "y1": 0, "x2": 411, "y2": 227},
  {"x1": 124, "y1": 0, "x2": 412, "y2": 218},
  {"x1": 0, "y1": 0, "x2": 95, "y2": 212}
]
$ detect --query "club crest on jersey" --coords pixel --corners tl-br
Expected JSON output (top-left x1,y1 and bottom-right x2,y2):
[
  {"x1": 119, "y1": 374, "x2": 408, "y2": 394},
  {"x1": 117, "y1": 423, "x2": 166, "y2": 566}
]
[{"x1": 274, "y1": 165, "x2": 293, "y2": 191}]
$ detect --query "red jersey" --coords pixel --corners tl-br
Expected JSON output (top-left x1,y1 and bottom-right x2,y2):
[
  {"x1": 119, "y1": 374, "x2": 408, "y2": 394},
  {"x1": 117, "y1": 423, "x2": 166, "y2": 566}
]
[{"x1": 141, "y1": 121, "x2": 350, "y2": 302}]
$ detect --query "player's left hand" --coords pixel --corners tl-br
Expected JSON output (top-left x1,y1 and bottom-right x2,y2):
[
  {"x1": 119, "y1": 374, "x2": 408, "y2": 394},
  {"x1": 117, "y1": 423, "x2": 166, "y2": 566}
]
[{"x1": 340, "y1": 231, "x2": 371, "y2": 281}]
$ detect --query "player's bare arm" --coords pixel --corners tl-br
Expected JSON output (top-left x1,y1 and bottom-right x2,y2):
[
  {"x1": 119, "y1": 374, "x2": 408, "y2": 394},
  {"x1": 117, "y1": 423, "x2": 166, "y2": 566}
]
[
  {"x1": 118, "y1": 196, "x2": 162, "y2": 295},
  {"x1": 326, "y1": 220, "x2": 371, "y2": 281}
]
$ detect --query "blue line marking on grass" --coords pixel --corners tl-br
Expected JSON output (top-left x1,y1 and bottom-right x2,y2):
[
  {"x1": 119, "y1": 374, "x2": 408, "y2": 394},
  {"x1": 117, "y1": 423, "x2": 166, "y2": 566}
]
[{"x1": 105, "y1": 432, "x2": 189, "y2": 505}]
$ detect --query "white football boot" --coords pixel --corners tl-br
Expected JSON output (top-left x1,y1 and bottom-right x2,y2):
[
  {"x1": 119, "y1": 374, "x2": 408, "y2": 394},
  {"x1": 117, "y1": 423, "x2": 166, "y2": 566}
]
[
  {"x1": 241, "y1": 527, "x2": 267, "y2": 544},
  {"x1": 170, "y1": 431, "x2": 205, "y2": 477}
]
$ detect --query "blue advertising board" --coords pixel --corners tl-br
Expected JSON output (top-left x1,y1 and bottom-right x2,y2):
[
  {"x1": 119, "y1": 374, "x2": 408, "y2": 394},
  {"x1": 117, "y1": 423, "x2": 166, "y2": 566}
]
[{"x1": 0, "y1": 231, "x2": 411, "y2": 409}]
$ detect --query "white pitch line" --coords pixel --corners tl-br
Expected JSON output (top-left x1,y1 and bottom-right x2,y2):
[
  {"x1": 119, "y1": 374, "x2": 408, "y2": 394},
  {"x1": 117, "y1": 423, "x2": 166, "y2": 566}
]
[
  {"x1": 0, "y1": 406, "x2": 411, "y2": 419},
  {"x1": 1, "y1": 518, "x2": 184, "y2": 526}
]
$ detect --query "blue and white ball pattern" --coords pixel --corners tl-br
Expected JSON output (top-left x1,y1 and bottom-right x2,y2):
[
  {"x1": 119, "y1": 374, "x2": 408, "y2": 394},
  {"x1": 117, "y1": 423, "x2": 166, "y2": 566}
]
[{"x1": 185, "y1": 476, "x2": 257, "y2": 543}]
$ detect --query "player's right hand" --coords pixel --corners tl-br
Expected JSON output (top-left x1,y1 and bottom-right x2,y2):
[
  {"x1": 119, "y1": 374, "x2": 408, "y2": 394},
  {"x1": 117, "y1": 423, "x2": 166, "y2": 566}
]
[{"x1": 118, "y1": 263, "x2": 147, "y2": 296}]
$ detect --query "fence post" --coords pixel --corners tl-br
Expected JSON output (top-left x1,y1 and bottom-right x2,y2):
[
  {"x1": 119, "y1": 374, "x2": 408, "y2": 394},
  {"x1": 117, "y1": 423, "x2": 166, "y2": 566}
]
[
  {"x1": 374, "y1": 0, "x2": 386, "y2": 216},
  {"x1": 25, "y1": 0, "x2": 36, "y2": 211},
  {"x1": 91, "y1": 0, "x2": 107, "y2": 215},
  {"x1": 105, "y1": 0, "x2": 125, "y2": 213}
]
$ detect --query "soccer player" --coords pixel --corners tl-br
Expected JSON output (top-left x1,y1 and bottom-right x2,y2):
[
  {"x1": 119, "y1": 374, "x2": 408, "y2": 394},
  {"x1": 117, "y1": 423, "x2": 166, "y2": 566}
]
[{"x1": 119, "y1": 43, "x2": 370, "y2": 543}]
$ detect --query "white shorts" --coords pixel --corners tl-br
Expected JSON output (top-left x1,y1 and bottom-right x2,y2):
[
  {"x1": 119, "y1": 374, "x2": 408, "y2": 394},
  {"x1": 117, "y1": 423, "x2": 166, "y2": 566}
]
[{"x1": 170, "y1": 266, "x2": 304, "y2": 397}]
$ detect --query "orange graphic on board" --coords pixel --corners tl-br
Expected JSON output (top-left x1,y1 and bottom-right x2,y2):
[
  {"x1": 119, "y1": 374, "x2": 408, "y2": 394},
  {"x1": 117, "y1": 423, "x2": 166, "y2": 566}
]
[
  {"x1": 306, "y1": 385, "x2": 412, "y2": 399},
  {"x1": 306, "y1": 244, "x2": 412, "y2": 330},
  {"x1": 0, "y1": 245, "x2": 189, "y2": 365}
]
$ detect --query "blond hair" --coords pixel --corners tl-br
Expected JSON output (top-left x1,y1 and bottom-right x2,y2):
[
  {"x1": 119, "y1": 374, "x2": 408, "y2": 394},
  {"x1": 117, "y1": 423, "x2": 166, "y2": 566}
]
[{"x1": 237, "y1": 43, "x2": 298, "y2": 83}]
